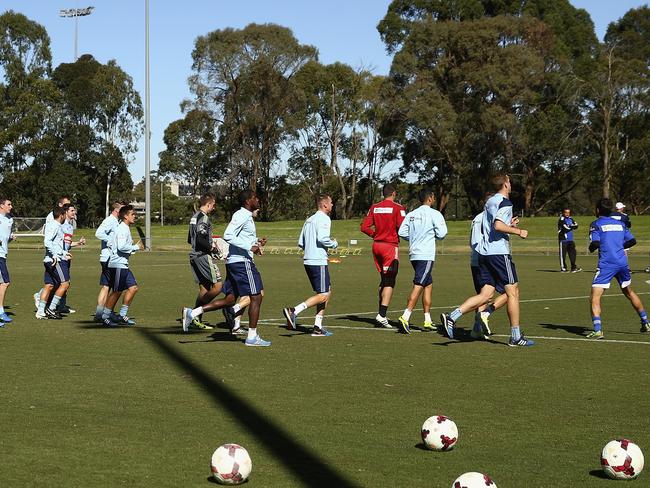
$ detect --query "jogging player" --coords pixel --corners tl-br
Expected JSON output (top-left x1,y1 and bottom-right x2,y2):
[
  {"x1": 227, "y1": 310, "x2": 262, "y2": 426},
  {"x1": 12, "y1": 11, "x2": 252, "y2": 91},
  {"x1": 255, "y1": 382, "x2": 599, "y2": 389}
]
[
  {"x1": 94, "y1": 200, "x2": 125, "y2": 321},
  {"x1": 0, "y1": 197, "x2": 15, "y2": 324}
]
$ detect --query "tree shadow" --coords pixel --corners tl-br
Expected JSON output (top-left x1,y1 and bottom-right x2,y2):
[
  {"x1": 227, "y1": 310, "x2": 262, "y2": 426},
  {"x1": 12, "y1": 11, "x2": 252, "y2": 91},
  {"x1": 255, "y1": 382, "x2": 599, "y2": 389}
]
[
  {"x1": 137, "y1": 328, "x2": 360, "y2": 488},
  {"x1": 540, "y1": 323, "x2": 590, "y2": 337}
]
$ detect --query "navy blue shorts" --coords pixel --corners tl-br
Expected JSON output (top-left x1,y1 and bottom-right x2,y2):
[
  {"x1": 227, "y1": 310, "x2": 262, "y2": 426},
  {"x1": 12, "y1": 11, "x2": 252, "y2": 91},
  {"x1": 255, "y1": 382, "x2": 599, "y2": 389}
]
[
  {"x1": 99, "y1": 261, "x2": 113, "y2": 287},
  {"x1": 225, "y1": 261, "x2": 263, "y2": 297},
  {"x1": 477, "y1": 254, "x2": 518, "y2": 290},
  {"x1": 111, "y1": 267, "x2": 137, "y2": 292},
  {"x1": 0, "y1": 257, "x2": 9, "y2": 284},
  {"x1": 44, "y1": 260, "x2": 70, "y2": 286},
  {"x1": 411, "y1": 260, "x2": 433, "y2": 286},
  {"x1": 304, "y1": 264, "x2": 331, "y2": 294},
  {"x1": 471, "y1": 265, "x2": 505, "y2": 294}
]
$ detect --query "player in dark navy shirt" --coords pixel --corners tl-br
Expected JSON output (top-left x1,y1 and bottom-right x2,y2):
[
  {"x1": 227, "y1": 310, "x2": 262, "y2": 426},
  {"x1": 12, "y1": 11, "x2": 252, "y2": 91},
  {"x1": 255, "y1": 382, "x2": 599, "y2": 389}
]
[
  {"x1": 587, "y1": 198, "x2": 649, "y2": 339},
  {"x1": 557, "y1": 208, "x2": 580, "y2": 272}
]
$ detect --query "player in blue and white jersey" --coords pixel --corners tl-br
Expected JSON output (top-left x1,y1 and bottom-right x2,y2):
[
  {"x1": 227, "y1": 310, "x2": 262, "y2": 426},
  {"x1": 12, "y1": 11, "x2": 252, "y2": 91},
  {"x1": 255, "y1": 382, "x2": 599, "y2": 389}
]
[
  {"x1": 94, "y1": 200, "x2": 124, "y2": 321},
  {"x1": 611, "y1": 202, "x2": 632, "y2": 228},
  {"x1": 395, "y1": 188, "x2": 448, "y2": 334},
  {"x1": 441, "y1": 174, "x2": 534, "y2": 346},
  {"x1": 182, "y1": 190, "x2": 270, "y2": 347},
  {"x1": 282, "y1": 194, "x2": 338, "y2": 337},
  {"x1": 100, "y1": 205, "x2": 143, "y2": 327},
  {"x1": 586, "y1": 198, "x2": 649, "y2": 339},
  {"x1": 0, "y1": 197, "x2": 16, "y2": 324},
  {"x1": 56, "y1": 204, "x2": 85, "y2": 314},
  {"x1": 36, "y1": 205, "x2": 72, "y2": 320},
  {"x1": 557, "y1": 208, "x2": 581, "y2": 272}
]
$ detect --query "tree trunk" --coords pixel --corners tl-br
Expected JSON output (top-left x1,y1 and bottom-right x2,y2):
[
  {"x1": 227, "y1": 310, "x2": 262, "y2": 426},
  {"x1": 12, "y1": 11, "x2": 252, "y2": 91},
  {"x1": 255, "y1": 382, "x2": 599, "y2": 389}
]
[{"x1": 105, "y1": 172, "x2": 111, "y2": 218}]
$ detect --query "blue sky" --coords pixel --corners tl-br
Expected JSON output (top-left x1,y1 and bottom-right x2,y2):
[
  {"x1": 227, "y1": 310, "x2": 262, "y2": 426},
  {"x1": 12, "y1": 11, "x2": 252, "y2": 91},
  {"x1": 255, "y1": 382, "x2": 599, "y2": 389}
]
[{"x1": 4, "y1": 1, "x2": 648, "y2": 180}]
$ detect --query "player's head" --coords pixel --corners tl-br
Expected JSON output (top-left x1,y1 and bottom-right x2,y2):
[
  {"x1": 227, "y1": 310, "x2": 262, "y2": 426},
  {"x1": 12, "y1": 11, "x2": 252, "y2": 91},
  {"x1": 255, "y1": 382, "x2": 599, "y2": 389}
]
[
  {"x1": 317, "y1": 193, "x2": 333, "y2": 215},
  {"x1": 382, "y1": 184, "x2": 397, "y2": 199},
  {"x1": 596, "y1": 198, "x2": 612, "y2": 217},
  {"x1": 0, "y1": 197, "x2": 12, "y2": 215},
  {"x1": 111, "y1": 200, "x2": 126, "y2": 216},
  {"x1": 239, "y1": 189, "x2": 260, "y2": 211},
  {"x1": 491, "y1": 174, "x2": 511, "y2": 193},
  {"x1": 615, "y1": 202, "x2": 626, "y2": 212},
  {"x1": 57, "y1": 196, "x2": 71, "y2": 207},
  {"x1": 64, "y1": 203, "x2": 77, "y2": 221},
  {"x1": 562, "y1": 208, "x2": 571, "y2": 217},
  {"x1": 52, "y1": 204, "x2": 67, "y2": 221},
  {"x1": 199, "y1": 192, "x2": 216, "y2": 213},
  {"x1": 418, "y1": 187, "x2": 435, "y2": 206},
  {"x1": 119, "y1": 204, "x2": 137, "y2": 223}
]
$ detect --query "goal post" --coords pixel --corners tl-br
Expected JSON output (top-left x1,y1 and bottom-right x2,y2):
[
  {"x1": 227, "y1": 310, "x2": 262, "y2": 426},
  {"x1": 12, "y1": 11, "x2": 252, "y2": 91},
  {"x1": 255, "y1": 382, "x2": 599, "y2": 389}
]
[{"x1": 11, "y1": 217, "x2": 47, "y2": 237}]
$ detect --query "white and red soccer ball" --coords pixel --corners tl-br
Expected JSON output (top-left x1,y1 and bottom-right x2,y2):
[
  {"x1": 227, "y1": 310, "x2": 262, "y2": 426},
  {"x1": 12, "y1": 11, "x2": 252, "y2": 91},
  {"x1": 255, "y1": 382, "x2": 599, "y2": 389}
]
[
  {"x1": 601, "y1": 438, "x2": 644, "y2": 480},
  {"x1": 210, "y1": 443, "x2": 252, "y2": 485},
  {"x1": 452, "y1": 472, "x2": 497, "y2": 487},
  {"x1": 421, "y1": 415, "x2": 458, "y2": 451}
]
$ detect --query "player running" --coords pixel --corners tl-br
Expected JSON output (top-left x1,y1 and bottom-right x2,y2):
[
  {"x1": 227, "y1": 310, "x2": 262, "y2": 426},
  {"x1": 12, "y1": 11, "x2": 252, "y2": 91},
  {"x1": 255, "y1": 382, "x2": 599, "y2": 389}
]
[
  {"x1": 57, "y1": 203, "x2": 85, "y2": 314},
  {"x1": 0, "y1": 197, "x2": 16, "y2": 325},
  {"x1": 183, "y1": 190, "x2": 270, "y2": 347},
  {"x1": 94, "y1": 200, "x2": 125, "y2": 321},
  {"x1": 396, "y1": 188, "x2": 447, "y2": 334},
  {"x1": 360, "y1": 184, "x2": 406, "y2": 328},
  {"x1": 440, "y1": 174, "x2": 534, "y2": 347},
  {"x1": 586, "y1": 198, "x2": 649, "y2": 339},
  {"x1": 100, "y1": 205, "x2": 143, "y2": 327},
  {"x1": 283, "y1": 194, "x2": 338, "y2": 336},
  {"x1": 557, "y1": 208, "x2": 581, "y2": 273}
]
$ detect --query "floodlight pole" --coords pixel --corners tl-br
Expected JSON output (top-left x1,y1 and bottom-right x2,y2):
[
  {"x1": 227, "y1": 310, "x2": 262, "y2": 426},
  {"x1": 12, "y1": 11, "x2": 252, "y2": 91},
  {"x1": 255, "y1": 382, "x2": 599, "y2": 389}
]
[
  {"x1": 59, "y1": 6, "x2": 94, "y2": 61},
  {"x1": 144, "y1": 0, "x2": 152, "y2": 249}
]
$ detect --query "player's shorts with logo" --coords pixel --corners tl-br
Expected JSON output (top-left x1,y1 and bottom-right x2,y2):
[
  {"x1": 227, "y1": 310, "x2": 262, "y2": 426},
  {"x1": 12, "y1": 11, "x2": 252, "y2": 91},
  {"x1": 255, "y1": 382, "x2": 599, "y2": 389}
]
[
  {"x1": 190, "y1": 254, "x2": 222, "y2": 288},
  {"x1": 471, "y1": 265, "x2": 505, "y2": 294},
  {"x1": 44, "y1": 260, "x2": 70, "y2": 285},
  {"x1": 111, "y1": 267, "x2": 137, "y2": 292},
  {"x1": 304, "y1": 264, "x2": 331, "y2": 293},
  {"x1": 225, "y1": 261, "x2": 263, "y2": 297},
  {"x1": 99, "y1": 260, "x2": 113, "y2": 286},
  {"x1": 0, "y1": 257, "x2": 10, "y2": 284},
  {"x1": 592, "y1": 264, "x2": 631, "y2": 289},
  {"x1": 372, "y1": 242, "x2": 399, "y2": 276},
  {"x1": 411, "y1": 260, "x2": 434, "y2": 286},
  {"x1": 477, "y1": 254, "x2": 518, "y2": 290}
]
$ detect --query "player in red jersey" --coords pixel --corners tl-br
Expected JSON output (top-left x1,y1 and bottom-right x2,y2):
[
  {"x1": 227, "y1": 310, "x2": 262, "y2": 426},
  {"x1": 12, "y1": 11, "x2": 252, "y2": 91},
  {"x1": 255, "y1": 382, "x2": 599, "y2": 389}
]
[{"x1": 360, "y1": 184, "x2": 406, "y2": 328}]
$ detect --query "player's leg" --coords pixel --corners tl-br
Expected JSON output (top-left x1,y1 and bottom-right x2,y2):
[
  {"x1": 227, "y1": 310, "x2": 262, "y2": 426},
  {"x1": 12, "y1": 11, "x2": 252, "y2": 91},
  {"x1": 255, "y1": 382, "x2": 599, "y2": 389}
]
[
  {"x1": 421, "y1": 283, "x2": 434, "y2": 331},
  {"x1": 242, "y1": 262, "x2": 270, "y2": 346},
  {"x1": 559, "y1": 241, "x2": 567, "y2": 272},
  {"x1": 283, "y1": 265, "x2": 330, "y2": 332},
  {"x1": 374, "y1": 243, "x2": 398, "y2": 327},
  {"x1": 312, "y1": 289, "x2": 332, "y2": 336},
  {"x1": 46, "y1": 262, "x2": 70, "y2": 316},
  {"x1": 617, "y1": 269, "x2": 649, "y2": 332},
  {"x1": 229, "y1": 294, "x2": 251, "y2": 335},
  {"x1": 588, "y1": 285, "x2": 606, "y2": 339},
  {"x1": 113, "y1": 269, "x2": 138, "y2": 325},
  {"x1": 0, "y1": 258, "x2": 11, "y2": 323},
  {"x1": 568, "y1": 241, "x2": 579, "y2": 272}
]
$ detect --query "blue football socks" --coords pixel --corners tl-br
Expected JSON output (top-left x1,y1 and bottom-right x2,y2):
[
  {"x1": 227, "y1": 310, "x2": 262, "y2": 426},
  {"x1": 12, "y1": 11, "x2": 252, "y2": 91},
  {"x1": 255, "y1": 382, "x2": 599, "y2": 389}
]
[
  {"x1": 450, "y1": 308, "x2": 462, "y2": 322},
  {"x1": 511, "y1": 326, "x2": 521, "y2": 341},
  {"x1": 592, "y1": 316, "x2": 602, "y2": 332}
]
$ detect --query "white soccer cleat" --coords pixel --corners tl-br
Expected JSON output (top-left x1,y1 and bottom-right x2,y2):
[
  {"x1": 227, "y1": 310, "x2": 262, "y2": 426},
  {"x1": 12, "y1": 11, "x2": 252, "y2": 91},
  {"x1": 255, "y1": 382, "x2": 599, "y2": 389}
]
[
  {"x1": 375, "y1": 314, "x2": 393, "y2": 328},
  {"x1": 181, "y1": 307, "x2": 192, "y2": 332}
]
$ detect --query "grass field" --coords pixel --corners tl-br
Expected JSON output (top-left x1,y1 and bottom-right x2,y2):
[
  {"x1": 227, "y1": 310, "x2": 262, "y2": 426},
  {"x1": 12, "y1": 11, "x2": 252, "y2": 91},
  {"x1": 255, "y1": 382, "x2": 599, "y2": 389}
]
[{"x1": 2, "y1": 231, "x2": 650, "y2": 486}]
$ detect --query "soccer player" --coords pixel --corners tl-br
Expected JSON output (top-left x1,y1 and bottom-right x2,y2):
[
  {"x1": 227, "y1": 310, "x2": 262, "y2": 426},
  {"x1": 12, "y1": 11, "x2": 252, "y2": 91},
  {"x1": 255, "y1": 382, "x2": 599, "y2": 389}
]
[
  {"x1": 395, "y1": 188, "x2": 447, "y2": 334},
  {"x1": 468, "y1": 210, "x2": 507, "y2": 339},
  {"x1": 100, "y1": 205, "x2": 143, "y2": 327},
  {"x1": 612, "y1": 202, "x2": 632, "y2": 228},
  {"x1": 0, "y1": 197, "x2": 16, "y2": 325},
  {"x1": 360, "y1": 184, "x2": 406, "y2": 328},
  {"x1": 558, "y1": 208, "x2": 581, "y2": 273},
  {"x1": 440, "y1": 174, "x2": 534, "y2": 347},
  {"x1": 36, "y1": 205, "x2": 72, "y2": 320},
  {"x1": 283, "y1": 194, "x2": 338, "y2": 336},
  {"x1": 183, "y1": 190, "x2": 270, "y2": 347},
  {"x1": 94, "y1": 200, "x2": 125, "y2": 321},
  {"x1": 57, "y1": 203, "x2": 85, "y2": 313},
  {"x1": 586, "y1": 198, "x2": 649, "y2": 339}
]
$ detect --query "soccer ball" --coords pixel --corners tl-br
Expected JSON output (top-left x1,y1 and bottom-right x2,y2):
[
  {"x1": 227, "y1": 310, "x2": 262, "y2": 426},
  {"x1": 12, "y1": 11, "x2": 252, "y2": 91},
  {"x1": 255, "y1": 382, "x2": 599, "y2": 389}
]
[
  {"x1": 421, "y1": 415, "x2": 458, "y2": 451},
  {"x1": 210, "y1": 443, "x2": 252, "y2": 485},
  {"x1": 601, "y1": 439, "x2": 644, "y2": 480},
  {"x1": 452, "y1": 472, "x2": 497, "y2": 487}
]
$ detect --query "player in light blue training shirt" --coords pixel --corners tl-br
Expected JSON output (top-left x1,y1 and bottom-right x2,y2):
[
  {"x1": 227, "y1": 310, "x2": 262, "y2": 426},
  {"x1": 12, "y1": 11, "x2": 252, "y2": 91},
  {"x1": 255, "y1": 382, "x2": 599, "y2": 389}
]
[
  {"x1": 283, "y1": 194, "x2": 338, "y2": 336},
  {"x1": 94, "y1": 200, "x2": 124, "y2": 321},
  {"x1": 395, "y1": 188, "x2": 447, "y2": 333},
  {"x1": 0, "y1": 197, "x2": 15, "y2": 324},
  {"x1": 586, "y1": 198, "x2": 649, "y2": 339},
  {"x1": 441, "y1": 174, "x2": 534, "y2": 347}
]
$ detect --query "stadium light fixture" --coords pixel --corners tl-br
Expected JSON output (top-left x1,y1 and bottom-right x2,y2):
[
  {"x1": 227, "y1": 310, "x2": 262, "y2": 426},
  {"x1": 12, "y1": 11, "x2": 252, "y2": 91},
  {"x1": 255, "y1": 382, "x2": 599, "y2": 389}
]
[{"x1": 59, "y1": 6, "x2": 95, "y2": 61}]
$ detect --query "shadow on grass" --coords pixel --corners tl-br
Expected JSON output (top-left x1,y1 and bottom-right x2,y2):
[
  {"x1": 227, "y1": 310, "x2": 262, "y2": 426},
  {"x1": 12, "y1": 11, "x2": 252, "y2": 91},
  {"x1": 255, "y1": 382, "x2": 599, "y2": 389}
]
[
  {"x1": 414, "y1": 443, "x2": 430, "y2": 451},
  {"x1": 431, "y1": 328, "x2": 504, "y2": 347},
  {"x1": 540, "y1": 323, "x2": 589, "y2": 337},
  {"x1": 277, "y1": 324, "x2": 314, "y2": 338},
  {"x1": 137, "y1": 328, "x2": 360, "y2": 488},
  {"x1": 588, "y1": 469, "x2": 609, "y2": 479},
  {"x1": 339, "y1": 314, "x2": 378, "y2": 327}
]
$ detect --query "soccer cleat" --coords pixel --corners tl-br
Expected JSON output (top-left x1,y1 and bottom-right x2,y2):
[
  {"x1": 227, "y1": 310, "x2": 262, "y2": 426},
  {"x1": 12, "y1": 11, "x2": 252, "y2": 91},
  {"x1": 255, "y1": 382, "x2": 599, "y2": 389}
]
[
  {"x1": 571, "y1": 268, "x2": 582, "y2": 273},
  {"x1": 640, "y1": 323, "x2": 649, "y2": 333},
  {"x1": 222, "y1": 307, "x2": 235, "y2": 329},
  {"x1": 422, "y1": 321, "x2": 435, "y2": 331},
  {"x1": 560, "y1": 269, "x2": 569, "y2": 273},
  {"x1": 311, "y1": 326, "x2": 333, "y2": 337},
  {"x1": 283, "y1": 307, "x2": 296, "y2": 330},
  {"x1": 181, "y1": 307, "x2": 193, "y2": 332},
  {"x1": 231, "y1": 325, "x2": 248, "y2": 336},
  {"x1": 0, "y1": 322, "x2": 4, "y2": 328},
  {"x1": 0, "y1": 312, "x2": 12, "y2": 323},
  {"x1": 508, "y1": 334, "x2": 535, "y2": 347},
  {"x1": 440, "y1": 313, "x2": 455, "y2": 339},
  {"x1": 374, "y1": 314, "x2": 392, "y2": 329},
  {"x1": 397, "y1": 316, "x2": 411, "y2": 334},
  {"x1": 33, "y1": 292, "x2": 40, "y2": 310},
  {"x1": 35, "y1": 311, "x2": 48, "y2": 320},
  {"x1": 102, "y1": 317, "x2": 118, "y2": 328},
  {"x1": 117, "y1": 315, "x2": 137, "y2": 326},
  {"x1": 244, "y1": 335, "x2": 271, "y2": 347},
  {"x1": 190, "y1": 317, "x2": 212, "y2": 330},
  {"x1": 470, "y1": 329, "x2": 487, "y2": 340},
  {"x1": 45, "y1": 308, "x2": 63, "y2": 320},
  {"x1": 58, "y1": 305, "x2": 76, "y2": 314},
  {"x1": 586, "y1": 330, "x2": 604, "y2": 340},
  {"x1": 479, "y1": 311, "x2": 492, "y2": 336}
]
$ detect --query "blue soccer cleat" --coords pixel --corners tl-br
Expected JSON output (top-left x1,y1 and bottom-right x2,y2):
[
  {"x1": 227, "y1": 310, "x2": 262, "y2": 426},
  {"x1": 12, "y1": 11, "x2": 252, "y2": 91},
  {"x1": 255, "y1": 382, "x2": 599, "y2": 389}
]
[
  {"x1": 311, "y1": 326, "x2": 333, "y2": 337},
  {"x1": 440, "y1": 313, "x2": 455, "y2": 339},
  {"x1": 245, "y1": 335, "x2": 271, "y2": 347},
  {"x1": 283, "y1": 307, "x2": 296, "y2": 330},
  {"x1": 0, "y1": 312, "x2": 12, "y2": 323},
  {"x1": 508, "y1": 334, "x2": 535, "y2": 347}
]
